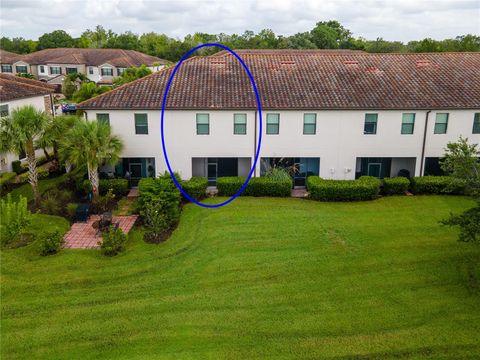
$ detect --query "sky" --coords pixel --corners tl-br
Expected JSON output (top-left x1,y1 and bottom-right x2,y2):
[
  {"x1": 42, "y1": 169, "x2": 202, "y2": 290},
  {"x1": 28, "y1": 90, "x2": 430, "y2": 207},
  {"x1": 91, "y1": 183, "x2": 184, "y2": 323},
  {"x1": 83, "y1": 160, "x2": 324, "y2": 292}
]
[{"x1": 0, "y1": 0, "x2": 479, "y2": 42}]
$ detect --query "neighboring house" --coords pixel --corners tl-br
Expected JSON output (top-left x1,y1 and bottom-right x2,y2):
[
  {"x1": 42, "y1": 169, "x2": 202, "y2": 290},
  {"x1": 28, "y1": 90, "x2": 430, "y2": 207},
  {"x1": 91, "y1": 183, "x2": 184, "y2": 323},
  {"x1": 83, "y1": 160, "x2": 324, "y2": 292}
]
[
  {"x1": 0, "y1": 48, "x2": 169, "y2": 85},
  {"x1": 78, "y1": 50, "x2": 480, "y2": 186},
  {"x1": 0, "y1": 49, "x2": 31, "y2": 76},
  {"x1": 0, "y1": 74, "x2": 55, "y2": 172}
]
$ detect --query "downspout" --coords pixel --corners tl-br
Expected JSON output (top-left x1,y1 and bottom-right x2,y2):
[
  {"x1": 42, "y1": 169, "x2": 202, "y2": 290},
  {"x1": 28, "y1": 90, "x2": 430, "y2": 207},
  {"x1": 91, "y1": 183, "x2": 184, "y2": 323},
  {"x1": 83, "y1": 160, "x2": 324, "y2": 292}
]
[
  {"x1": 254, "y1": 110, "x2": 257, "y2": 177},
  {"x1": 50, "y1": 94, "x2": 55, "y2": 117},
  {"x1": 419, "y1": 110, "x2": 431, "y2": 176}
]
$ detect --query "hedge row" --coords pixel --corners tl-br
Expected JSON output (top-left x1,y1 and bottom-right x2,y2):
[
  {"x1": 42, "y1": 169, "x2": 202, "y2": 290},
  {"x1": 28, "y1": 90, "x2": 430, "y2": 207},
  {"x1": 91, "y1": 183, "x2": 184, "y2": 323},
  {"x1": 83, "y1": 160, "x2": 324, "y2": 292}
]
[
  {"x1": 99, "y1": 179, "x2": 129, "y2": 196},
  {"x1": 307, "y1": 176, "x2": 381, "y2": 201},
  {"x1": 12, "y1": 154, "x2": 52, "y2": 175},
  {"x1": 181, "y1": 177, "x2": 208, "y2": 201},
  {"x1": 410, "y1": 176, "x2": 465, "y2": 195},
  {"x1": 216, "y1": 176, "x2": 292, "y2": 197},
  {"x1": 382, "y1": 177, "x2": 410, "y2": 195},
  {"x1": 18, "y1": 167, "x2": 49, "y2": 183},
  {"x1": 0, "y1": 172, "x2": 17, "y2": 192}
]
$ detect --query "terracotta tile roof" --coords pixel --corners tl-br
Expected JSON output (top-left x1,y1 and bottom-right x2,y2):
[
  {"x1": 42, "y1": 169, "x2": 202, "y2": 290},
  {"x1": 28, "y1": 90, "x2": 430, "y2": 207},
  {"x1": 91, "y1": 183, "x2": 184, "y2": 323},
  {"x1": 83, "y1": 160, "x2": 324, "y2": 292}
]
[
  {"x1": 0, "y1": 73, "x2": 55, "y2": 102},
  {"x1": 21, "y1": 48, "x2": 168, "y2": 67},
  {"x1": 78, "y1": 51, "x2": 480, "y2": 110},
  {"x1": 0, "y1": 49, "x2": 23, "y2": 64}
]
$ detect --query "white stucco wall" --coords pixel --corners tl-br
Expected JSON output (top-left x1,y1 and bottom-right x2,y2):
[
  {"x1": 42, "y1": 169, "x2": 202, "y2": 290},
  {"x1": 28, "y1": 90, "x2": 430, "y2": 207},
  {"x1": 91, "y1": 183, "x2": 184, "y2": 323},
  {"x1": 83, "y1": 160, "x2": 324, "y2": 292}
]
[{"x1": 85, "y1": 108, "x2": 480, "y2": 180}]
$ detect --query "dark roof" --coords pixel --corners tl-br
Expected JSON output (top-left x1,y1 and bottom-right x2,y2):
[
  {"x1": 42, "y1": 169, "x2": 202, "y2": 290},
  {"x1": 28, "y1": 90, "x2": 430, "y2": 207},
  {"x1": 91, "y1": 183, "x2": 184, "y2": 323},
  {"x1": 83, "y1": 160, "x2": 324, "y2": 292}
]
[
  {"x1": 0, "y1": 49, "x2": 23, "y2": 64},
  {"x1": 21, "y1": 48, "x2": 169, "y2": 67},
  {"x1": 0, "y1": 73, "x2": 55, "y2": 102},
  {"x1": 78, "y1": 51, "x2": 480, "y2": 110}
]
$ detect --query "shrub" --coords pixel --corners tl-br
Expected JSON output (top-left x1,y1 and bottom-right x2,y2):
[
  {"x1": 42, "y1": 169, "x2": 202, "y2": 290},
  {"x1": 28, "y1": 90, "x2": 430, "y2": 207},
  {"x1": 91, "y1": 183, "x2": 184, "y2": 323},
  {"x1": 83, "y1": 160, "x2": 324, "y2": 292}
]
[
  {"x1": 411, "y1": 176, "x2": 465, "y2": 195},
  {"x1": 0, "y1": 172, "x2": 17, "y2": 192},
  {"x1": 264, "y1": 167, "x2": 292, "y2": 181},
  {"x1": 245, "y1": 177, "x2": 292, "y2": 197},
  {"x1": 216, "y1": 177, "x2": 246, "y2": 196},
  {"x1": 142, "y1": 202, "x2": 170, "y2": 243},
  {"x1": 92, "y1": 189, "x2": 116, "y2": 213},
  {"x1": 39, "y1": 189, "x2": 73, "y2": 215},
  {"x1": 11, "y1": 160, "x2": 23, "y2": 174},
  {"x1": 307, "y1": 176, "x2": 381, "y2": 201},
  {"x1": 181, "y1": 177, "x2": 208, "y2": 201},
  {"x1": 38, "y1": 229, "x2": 64, "y2": 256},
  {"x1": 383, "y1": 177, "x2": 410, "y2": 195},
  {"x1": 99, "y1": 179, "x2": 129, "y2": 196},
  {"x1": 0, "y1": 194, "x2": 31, "y2": 244},
  {"x1": 18, "y1": 167, "x2": 49, "y2": 183},
  {"x1": 100, "y1": 226, "x2": 127, "y2": 256},
  {"x1": 66, "y1": 203, "x2": 79, "y2": 220}
]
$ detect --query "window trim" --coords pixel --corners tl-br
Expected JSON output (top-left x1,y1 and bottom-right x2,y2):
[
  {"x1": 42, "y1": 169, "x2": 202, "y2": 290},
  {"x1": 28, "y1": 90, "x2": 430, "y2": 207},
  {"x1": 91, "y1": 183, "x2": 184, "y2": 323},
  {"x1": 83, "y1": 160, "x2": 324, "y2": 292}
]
[
  {"x1": 303, "y1": 113, "x2": 317, "y2": 135},
  {"x1": 473, "y1": 113, "x2": 480, "y2": 134},
  {"x1": 401, "y1": 113, "x2": 415, "y2": 135},
  {"x1": 88, "y1": 67, "x2": 94, "y2": 75},
  {"x1": 134, "y1": 113, "x2": 149, "y2": 135},
  {"x1": 364, "y1": 113, "x2": 378, "y2": 135},
  {"x1": 50, "y1": 66, "x2": 61, "y2": 75},
  {"x1": 233, "y1": 113, "x2": 247, "y2": 135},
  {"x1": 101, "y1": 67, "x2": 113, "y2": 76},
  {"x1": 15, "y1": 65, "x2": 28, "y2": 74},
  {"x1": 1, "y1": 64, "x2": 12, "y2": 73},
  {"x1": 96, "y1": 113, "x2": 110, "y2": 126},
  {"x1": 0, "y1": 104, "x2": 9, "y2": 117},
  {"x1": 66, "y1": 67, "x2": 77, "y2": 74},
  {"x1": 196, "y1": 113, "x2": 210, "y2": 135},
  {"x1": 434, "y1": 113, "x2": 449, "y2": 134},
  {"x1": 266, "y1": 113, "x2": 280, "y2": 135}
]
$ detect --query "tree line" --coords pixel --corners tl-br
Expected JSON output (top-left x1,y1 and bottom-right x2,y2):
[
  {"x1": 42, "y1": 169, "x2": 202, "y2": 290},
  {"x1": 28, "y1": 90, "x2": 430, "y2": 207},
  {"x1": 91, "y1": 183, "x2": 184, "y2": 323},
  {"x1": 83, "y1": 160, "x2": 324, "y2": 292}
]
[{"x1": 1, "y1": 21, "x2": 479, "y2": 62}]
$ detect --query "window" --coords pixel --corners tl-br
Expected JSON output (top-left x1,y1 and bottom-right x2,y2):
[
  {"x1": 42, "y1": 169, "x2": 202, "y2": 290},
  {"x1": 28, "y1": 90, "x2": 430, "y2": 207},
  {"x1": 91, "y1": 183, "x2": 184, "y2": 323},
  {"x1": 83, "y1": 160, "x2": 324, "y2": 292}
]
[
  {"x1": 134, "y1": 113, "x2": 148, "y2": 134},
  {"x1": 401, "y1": 113, "x2": 415, "y2": 134},
  {"x1": 101, "y1": 67, "x2": 113, "y2": 76},
  {"x1": 89, "y1": 67, "x2": 94, "y2": 75},
  {"x1": 1, "y1": 64, "x2": 12, "y2": 72},
  {"x1": 434, "y1": 113, "x2": 449, "y2": 134},
  {"x1": 233, "y1": 113, "x2": 247, "y2": 135},
  {"x1": 266, "y1": 113, "x2": 280, "y2": 134},
  {"x1": 15, "y1": 65, "x2": 27, "y2": 73},
  {"x1": 39, "y1": 65, "x2": 45, "y2": 73},
  {"x1": 50, "y1": 66, "x2": 61, "y2": 75},
  {"x1": 66, "y1": 67, "x2": 77, "y2": 74},
  {"x1": 0, "y1": 104, "x2": 9, "y2": 117},
  {"x1": 96, "y1": 113, "x2": 110, "y2": 125},
  {"x1": 117, "y1": 68, "x2": 125, "y2": 76},
  {"x1": 303, "y1": 113, "x2": 316, "y2": 135},
  {"x1": 364, "y1": 113, "x2": 378, "y2": 134},
  {"x1": 473, "y1": 113, "x2": 480, "y2": 134},
  {"x1": 196, "y1": 114, "x2": 209, "y2": 135}
]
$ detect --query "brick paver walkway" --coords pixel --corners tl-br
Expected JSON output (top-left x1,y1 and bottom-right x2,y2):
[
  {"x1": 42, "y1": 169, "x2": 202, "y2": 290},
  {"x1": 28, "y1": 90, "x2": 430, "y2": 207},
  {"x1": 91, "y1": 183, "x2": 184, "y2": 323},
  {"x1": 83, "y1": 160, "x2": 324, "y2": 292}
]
[{"x1": 64, "y1": 215, "x2": 138, "y2": 249}]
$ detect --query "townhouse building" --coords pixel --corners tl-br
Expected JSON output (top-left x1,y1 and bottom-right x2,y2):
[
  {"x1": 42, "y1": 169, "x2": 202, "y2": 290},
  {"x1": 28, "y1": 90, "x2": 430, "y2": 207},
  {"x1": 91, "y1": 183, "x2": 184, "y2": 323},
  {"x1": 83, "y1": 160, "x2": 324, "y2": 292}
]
[
  {"x1": 0, "y1": 48, "x2": 168, "y2": 85},
  {"x1": 78, "y1": 50, "x2": 480, "y2": 186},
  {"x1": 0, "y1": 74, "x2": 55, "y2": 172}
]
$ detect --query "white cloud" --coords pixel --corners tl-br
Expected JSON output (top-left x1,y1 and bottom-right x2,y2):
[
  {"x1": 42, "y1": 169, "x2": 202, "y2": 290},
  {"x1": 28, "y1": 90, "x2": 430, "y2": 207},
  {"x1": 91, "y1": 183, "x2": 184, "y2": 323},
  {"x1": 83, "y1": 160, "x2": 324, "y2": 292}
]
[{"x1": 0, "y1": 0, "x2": 478, "y2": 41}]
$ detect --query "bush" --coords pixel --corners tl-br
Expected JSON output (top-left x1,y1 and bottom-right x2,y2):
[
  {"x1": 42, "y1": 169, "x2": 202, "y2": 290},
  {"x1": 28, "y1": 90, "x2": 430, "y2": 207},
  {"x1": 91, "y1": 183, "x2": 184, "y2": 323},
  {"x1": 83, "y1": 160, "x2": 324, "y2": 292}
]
[
  {"x1": 0, "y1": 194, "x2": 31, "y2": 244},
  {"x1": 216, "y1": 176, "x2": 245, "y2": 196},
  {"x1": 99, "y1": 179, "x2": 129, "y2": 196},
  {"x1": 18, "y1": 167, "x2": 49, "y2": 183},
  {"x1": 92, "y1": 189, "x2": 116, "y2": 213},
  {"x1": 181, "y1": 177, "x2": 208, "y2": 201},
  {"x1": 38, "y1": 229, "x2": 64, "y2": 256},
  {"x1": 11, "y1": 160, "x2": 23, "y2": 174},
  {"x1": 383, "y1": 177, "x2": 410, "y2": 195},
  {"x1": 0, "y1": 172, "x2": 17, "y2": 192},
  {"x1": 411, "y1": 176, "x2": 465, "y2": 195},
  {"x1": 66, "y1": 203, "x2": 78, "y2": 220},
  {"x1": 142, "y1": 202, "x2": 170, "y2": 243},
  {"x1": 245, "y1": 177, "x2": 292, "y2": 197},
  {"x1": 307, "y1": 176, "x2": 381, "y2": 201},
  {"x1": 100, "y1": 226, "x2": 127, "y2": 256},
  {"x1": 39, "y1": 189, "x2": 73, "y2": 215}
]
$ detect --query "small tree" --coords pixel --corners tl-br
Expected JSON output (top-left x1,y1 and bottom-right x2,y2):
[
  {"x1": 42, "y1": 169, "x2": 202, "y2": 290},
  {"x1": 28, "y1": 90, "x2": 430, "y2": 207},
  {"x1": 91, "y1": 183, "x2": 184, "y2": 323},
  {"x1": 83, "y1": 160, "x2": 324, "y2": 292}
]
[
  {"x1": 62, "y1": 76, "x2": 76, "y2": 99},
  {"x1": 440, "y1": 137, "x2": 480, "y2": 243},
  {"x1": 72, "y1": 82, "x2": 110, "y2": 103},
  {"x1": 0, "y1": 194, "x2": 31, "y2": 244}
]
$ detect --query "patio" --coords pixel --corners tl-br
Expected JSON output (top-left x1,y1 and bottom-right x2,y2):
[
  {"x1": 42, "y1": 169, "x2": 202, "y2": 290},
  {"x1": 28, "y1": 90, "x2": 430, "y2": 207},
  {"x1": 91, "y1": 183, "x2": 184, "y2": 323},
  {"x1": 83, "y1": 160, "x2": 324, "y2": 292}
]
[{"x1": 64, "y1": 215, "x2": 138, "y2": 249}]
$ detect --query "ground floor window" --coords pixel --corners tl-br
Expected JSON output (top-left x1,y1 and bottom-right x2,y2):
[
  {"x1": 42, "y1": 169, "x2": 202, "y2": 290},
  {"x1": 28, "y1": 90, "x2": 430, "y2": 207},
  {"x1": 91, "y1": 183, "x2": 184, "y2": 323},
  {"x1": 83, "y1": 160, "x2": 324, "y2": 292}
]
[
  {"x1": 110, "y1": 157, "x2": 156, "y2": 187},
  {"x1": 192, "y1": 157, "x2": 251, "y2": 186},
  {"x1": 1, "y1": 64, "x2": 12, "y2": 73},
  {"x1": 16, "y1": 65, "x2": 28, "y2": 73},
  {"x1": 356, "y1": 158, "x2": 392, "y2": 178},
  {"x1": 424, "y1": 157, "x2": 445, "y2": 176}
]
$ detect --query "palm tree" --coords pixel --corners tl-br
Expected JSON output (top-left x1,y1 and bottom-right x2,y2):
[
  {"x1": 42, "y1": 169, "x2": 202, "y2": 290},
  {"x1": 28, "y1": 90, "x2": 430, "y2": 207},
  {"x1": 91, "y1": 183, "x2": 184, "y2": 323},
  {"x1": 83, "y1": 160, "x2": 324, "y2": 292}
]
[
  {"x1": 60, "y1": 119, "x2": 123, "y2": 197},
  {"x1": 37, "y1": 114, "x2": 80, "y2": 162},
  {"x1": 0, "y1": 105, "x2": 50, "y2": 206}
]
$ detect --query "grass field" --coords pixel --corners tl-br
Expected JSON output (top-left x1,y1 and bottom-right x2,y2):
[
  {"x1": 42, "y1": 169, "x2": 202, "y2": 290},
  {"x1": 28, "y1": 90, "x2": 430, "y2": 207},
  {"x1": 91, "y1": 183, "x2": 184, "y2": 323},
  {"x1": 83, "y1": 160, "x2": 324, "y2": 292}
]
[{"x1": 1, "y1": 196, "x2": 479, "y2": 359}]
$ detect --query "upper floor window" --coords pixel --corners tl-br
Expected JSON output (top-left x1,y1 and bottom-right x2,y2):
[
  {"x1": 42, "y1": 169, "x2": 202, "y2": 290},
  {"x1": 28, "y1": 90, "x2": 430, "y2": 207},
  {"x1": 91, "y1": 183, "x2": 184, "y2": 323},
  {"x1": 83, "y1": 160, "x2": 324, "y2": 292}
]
[
  {"x1": 233, "y1": 113, "x2": 247, "y2": 135},
  {"x1": 364, "y1": 113, "x2": 378, "y2": 134},
  {"x1": 473, "y1": 113, "x2": 480, "y2": 134},
  {"x1": 50, "y1": 66, "x2": 61, "y2": 75},
  {"x1": 101, "y1": 67, "x2": 113, "y2": 76},
  {"x1": 66, "y1": 67, "x2": 77, "y2": 74},
  {"x1": 434, "y1": 113, "x2": 449, "y2": 134},
  {"x1": 0, "y1": 104, "x2": 9, "y2": 117},
  {"x1": 89, "y1": 67, "x2": 94, "y2": 75},
  {"x1": 117, "y1": 68, "x2": 125, "y2": 76},
  {"x1": 96, "y1": 113, "x2": 110, "y2": 126},
  {"x1": 196, "y1": 113, "x2": 209, "y2": 135},
  {"x1": 134, "y1": 113, "x2": 148, "y2": 134},
  {"x1": 1, "y1": 64, "x2": 12, "y2": 73},
  {"x1": 303, "y1": 113, "x2": 316, "y2": 135},
  {"x1": 266, "y1": 113, "x2": 280, "y2": 134},
  {"x1": 401, "y1": 113, "x2": 415, "y2": 134},
  {"x1": 15, "y1": 65, "x2": 27, "y2": 73},
  {"x1": 39, "y1": 65, "x2": 45, "y2": 73}
]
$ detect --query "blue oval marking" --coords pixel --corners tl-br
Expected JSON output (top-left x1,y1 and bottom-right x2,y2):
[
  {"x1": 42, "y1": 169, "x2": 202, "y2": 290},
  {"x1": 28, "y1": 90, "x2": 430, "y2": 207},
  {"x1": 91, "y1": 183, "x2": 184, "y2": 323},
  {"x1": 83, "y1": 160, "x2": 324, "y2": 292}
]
[{"x1": 161, "y1": 43, "x2": 263, "y2": 208}]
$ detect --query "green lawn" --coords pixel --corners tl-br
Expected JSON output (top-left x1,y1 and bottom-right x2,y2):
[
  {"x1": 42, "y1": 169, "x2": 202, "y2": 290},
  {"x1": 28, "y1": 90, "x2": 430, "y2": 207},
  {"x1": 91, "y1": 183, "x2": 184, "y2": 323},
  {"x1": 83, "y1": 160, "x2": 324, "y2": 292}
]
[{"x1": 1, "y1": 196, "x2": 479, "y2": 359}]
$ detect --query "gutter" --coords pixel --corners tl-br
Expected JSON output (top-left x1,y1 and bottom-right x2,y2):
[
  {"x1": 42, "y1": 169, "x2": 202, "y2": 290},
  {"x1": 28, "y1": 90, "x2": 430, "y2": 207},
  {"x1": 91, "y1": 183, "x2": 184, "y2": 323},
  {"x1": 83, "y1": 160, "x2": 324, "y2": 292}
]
[{"x1": 419, "y1": 110, "x2": 431, "y2": 176}]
